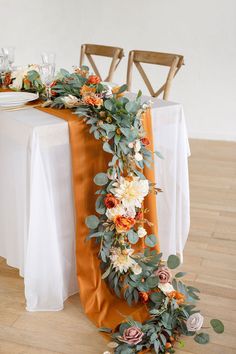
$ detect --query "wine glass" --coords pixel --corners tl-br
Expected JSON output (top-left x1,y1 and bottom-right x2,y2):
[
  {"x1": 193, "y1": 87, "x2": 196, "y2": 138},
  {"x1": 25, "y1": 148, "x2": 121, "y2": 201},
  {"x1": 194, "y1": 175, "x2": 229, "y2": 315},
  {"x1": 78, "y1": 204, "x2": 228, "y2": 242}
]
[
  {"x1": 39, "y1": 63, "x2": 55, "y2": 99},
  {"x1": 2, "y1": 47, "x2": 15, "y2": 69},
  {"x1": 41, "y1": 52, "x2": 56, "y2": 65},
  {"x1": 0, "y1": 55, "x2": 10, "y2": 88}
]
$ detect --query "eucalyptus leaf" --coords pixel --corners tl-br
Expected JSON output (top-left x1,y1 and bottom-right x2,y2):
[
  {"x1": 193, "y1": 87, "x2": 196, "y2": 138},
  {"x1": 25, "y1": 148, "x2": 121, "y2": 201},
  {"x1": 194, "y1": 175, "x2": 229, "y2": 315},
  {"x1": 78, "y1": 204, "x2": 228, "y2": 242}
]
[
  {"x1": 127, "y1": 230, "x2": 139, "y2": 244},
  {"x1": 167, "y1": 255, "x2": 180, "y2": 269},
  {"x1": 175, "y1": 272, "x2": 187, "y2": 278},
  {"x1": 210, "y1": 319, "x2": 224, "y2": 334},
  {"x1": 94, "y1": 172, "x2": 108, "y2": 186},
  {"x1": 194, "y1": 333, "x2": 209, "y2": 344},
  {"x1": 85, "y1": 215, "x2": 100, "y2": 229},
  {"x1": 145, "y1": 234, "x2": 157, "y2": 247},
  {"x1": 103, "y1": 142, "x2": 114, "y2": 154}
]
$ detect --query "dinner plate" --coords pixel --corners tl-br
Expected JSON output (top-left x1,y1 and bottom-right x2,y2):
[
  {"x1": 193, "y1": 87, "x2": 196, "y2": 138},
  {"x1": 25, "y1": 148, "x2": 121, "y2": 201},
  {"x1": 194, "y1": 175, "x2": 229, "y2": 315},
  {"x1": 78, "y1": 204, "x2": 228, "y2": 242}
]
[{"x1": 0, "y1": 92, "x2": 39, "y2": 107}]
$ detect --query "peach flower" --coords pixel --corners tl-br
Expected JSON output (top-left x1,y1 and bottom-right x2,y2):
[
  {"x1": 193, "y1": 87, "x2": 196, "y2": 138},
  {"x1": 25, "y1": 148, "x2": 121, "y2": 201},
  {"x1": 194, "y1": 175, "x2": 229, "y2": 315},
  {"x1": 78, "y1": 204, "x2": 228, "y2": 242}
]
[
  {"x1": 114, "y1": 215, "x2": 135, "y2": 233},
  {"x1": 168, "y1": 290, "x2": 186, "y2": 304},
  {"x1": 83, "y1": 94, "x2": 103, "y2": 107},
  {"x1": 80, "y1": 85, "x2": 96, "y2": 96}
]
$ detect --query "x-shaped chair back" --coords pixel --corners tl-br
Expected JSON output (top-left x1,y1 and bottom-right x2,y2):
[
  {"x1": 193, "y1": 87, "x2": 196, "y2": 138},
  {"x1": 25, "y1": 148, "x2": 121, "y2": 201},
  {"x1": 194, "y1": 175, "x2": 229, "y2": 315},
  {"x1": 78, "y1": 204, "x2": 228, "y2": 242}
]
[
  {"x1": 127, "y1": 50, "x2": 184, "y2": 100},
  {"x1": 80, "y1": 44, "x2": 124, "y2": 82}
]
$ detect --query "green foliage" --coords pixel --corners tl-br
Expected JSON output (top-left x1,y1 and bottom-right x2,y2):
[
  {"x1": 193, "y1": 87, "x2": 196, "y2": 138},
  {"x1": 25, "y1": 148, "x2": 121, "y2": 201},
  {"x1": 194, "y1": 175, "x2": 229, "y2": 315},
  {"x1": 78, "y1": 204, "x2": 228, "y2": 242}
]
[
  {"x1": 167, "y1": 255, "x2": 180, "y2": 269},
  {"x1": 194, "y1": 333, "x2": 209, "y2": 344},
  {"x1": 210, "y1": 319, "x2": 224, "y2": 334},
  {"x1": 85, "y1": 215, "x2": 100, "y2": 229},
  {"x1": 94, "y1": 172, "x2": 108, "y2": 186},
  {"x1": 145, "y1": 234, "x2": 157, "y2": 247}
]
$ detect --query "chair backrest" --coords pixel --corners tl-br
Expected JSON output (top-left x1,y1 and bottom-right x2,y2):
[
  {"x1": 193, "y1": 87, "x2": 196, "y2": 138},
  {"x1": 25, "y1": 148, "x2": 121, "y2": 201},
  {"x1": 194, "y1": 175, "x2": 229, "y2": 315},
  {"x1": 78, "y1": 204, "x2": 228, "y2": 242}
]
[
  {"x1": 80, "y1": 44, "x2": 124, "y2": 82},
  {"x1": 127, "y1": 50, "x2": 184, "y2": 100}
]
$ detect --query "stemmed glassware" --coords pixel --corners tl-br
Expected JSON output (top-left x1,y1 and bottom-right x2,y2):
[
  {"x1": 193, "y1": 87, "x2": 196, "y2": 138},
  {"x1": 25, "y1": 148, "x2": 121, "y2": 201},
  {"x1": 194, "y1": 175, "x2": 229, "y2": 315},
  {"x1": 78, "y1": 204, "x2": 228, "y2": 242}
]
[
  {"x1": 39, "y1": 52, "x2": 56, "y2": 99},
  {"x1": 39, "y1": 63, "x2": 55, "y2": 99},
  {"x1": 41, "y1": 52, "x2": 56, "y2": 65},
  {"x1": 0, "y1": 55, "x2": 10, "y2": 88},
  {"x1": 2, "y1": 47, "x2": 15, "y2": 69}
]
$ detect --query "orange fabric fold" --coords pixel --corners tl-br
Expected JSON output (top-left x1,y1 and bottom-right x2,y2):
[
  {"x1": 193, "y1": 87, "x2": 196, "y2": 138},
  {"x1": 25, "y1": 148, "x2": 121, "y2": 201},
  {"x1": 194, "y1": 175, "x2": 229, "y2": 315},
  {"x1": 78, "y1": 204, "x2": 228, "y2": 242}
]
[{"x1": 36, "y1": 106, "x2": 159, "y2": 329}]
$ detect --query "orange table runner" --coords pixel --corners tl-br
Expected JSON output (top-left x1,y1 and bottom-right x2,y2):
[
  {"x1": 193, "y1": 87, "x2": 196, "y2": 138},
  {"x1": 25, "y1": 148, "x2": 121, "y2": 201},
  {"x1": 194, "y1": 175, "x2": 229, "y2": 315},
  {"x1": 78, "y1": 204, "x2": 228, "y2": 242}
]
[{"x1": 39, "y1": 105, "x2": 159, "y2": 329}]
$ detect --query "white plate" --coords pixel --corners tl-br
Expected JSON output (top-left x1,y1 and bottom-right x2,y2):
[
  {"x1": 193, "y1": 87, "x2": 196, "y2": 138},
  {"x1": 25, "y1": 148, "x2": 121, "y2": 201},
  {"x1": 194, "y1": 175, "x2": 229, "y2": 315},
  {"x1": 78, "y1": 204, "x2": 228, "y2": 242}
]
[{"x1": 0, "y1": 92, "x2": 39, "y2": 107}]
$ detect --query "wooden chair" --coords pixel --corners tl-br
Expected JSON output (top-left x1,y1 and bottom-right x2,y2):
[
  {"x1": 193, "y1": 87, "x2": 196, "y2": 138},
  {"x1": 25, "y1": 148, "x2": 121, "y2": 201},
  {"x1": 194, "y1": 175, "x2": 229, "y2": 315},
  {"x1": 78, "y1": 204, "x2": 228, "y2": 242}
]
[
  {"x1": 127, "y1": 50, "x2": 184, "y2": 100},
  {"x1": 80, "y1": 44, "x2": 124, "y2": 82}
]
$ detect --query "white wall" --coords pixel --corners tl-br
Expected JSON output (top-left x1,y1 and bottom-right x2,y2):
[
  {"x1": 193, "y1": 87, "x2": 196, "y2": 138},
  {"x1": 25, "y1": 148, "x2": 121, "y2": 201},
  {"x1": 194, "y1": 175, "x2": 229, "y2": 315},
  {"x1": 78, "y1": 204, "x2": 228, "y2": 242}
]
[{"x1": 1, "y1": 0, "x2": 236, "y2": 141}]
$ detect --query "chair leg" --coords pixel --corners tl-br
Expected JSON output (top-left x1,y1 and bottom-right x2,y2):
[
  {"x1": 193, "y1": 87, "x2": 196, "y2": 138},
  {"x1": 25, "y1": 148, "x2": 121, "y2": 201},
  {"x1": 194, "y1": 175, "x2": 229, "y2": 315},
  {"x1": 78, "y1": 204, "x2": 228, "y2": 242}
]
[{"x1": 126, "y1": 51, "x2": 134, "y2": 91}]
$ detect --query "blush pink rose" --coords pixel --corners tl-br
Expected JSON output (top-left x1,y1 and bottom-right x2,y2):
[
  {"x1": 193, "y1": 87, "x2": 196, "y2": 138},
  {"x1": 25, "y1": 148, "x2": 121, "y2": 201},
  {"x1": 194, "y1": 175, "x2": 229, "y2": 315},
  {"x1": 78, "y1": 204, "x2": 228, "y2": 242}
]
[
  {"x1": 120, "y1": 326, "x2": 144, "y2": 345},
  {"x1": 155, "y1": 266, "x2": 172, "y2": 284}
]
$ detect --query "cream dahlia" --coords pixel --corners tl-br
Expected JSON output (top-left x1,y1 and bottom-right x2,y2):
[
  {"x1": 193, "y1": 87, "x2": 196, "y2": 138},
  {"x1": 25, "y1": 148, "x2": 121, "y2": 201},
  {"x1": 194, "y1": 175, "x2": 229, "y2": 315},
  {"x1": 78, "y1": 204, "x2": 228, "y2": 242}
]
[
  {"x1": 111, "y1": 177, "x2": 149, "y2": 214},
  {"x1": 109, "y1": 247, "x2": 137, "y2": 273}
]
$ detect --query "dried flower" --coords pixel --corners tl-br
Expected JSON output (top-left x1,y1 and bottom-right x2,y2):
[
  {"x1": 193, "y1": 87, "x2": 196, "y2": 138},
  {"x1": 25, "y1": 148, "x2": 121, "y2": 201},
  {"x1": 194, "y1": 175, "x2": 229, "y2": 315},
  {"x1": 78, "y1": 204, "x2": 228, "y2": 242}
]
[
  {"x1": 62, "y1": 95, "x2": 79, "y2": 108},
  {"x1": 139, "y1": 291, "x2": 149, "y2": 303}
]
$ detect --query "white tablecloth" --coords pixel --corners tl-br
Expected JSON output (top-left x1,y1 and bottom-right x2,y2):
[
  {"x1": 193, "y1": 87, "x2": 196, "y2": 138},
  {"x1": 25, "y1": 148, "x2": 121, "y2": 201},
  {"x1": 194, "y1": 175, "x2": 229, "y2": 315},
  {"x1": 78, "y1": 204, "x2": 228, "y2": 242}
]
[{"x1": 0, "y1": 97, "x2": 190, "y2": 311}]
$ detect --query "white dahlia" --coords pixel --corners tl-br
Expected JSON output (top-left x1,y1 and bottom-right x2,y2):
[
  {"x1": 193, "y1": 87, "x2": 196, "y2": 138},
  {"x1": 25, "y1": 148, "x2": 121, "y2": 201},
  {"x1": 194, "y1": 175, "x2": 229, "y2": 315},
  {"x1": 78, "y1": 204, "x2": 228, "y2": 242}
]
[
  {"x1": 111, "y1": 177, "x2": 149, "y2": 213},
  {"x1": 109, "y1": 247, "x2": 137, "y2": 273}
]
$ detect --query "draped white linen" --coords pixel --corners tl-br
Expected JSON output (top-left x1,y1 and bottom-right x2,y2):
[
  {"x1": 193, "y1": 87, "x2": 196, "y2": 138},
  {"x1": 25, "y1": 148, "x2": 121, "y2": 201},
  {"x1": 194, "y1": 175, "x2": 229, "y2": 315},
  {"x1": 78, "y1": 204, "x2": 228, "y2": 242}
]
[{"x1": 0, "y1": 97, "x2": 190, "y2": 311}]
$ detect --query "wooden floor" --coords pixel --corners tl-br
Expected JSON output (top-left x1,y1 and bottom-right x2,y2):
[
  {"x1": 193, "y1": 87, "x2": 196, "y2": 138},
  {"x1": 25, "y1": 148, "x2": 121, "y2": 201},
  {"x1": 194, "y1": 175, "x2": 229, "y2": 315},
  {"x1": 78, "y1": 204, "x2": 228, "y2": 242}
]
[{"x1": 0, "y1": 139, "x2": 236, "y2": 354}]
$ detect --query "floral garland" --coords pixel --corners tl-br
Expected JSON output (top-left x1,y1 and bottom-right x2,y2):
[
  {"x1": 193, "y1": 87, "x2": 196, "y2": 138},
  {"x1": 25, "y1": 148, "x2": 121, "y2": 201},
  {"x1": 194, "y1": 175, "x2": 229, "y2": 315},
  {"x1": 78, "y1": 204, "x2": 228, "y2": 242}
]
[{"x1": 2, "y1": 67, "x2": 224, "y2": 353}]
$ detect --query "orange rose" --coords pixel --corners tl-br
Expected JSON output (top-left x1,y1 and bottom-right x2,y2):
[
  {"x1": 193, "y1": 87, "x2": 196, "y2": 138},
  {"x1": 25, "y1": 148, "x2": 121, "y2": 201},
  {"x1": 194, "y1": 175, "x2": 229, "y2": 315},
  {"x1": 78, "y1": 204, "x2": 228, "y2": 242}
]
[
  {"x1": 80, "y1": 85, "x2": 96, "y2": 96},
  {"x1": 4, "y1": 72, "x2": 12, "y2": 87},
  {"x1": 104, "y1": 194, "x2": 119, "y2": 209},
  {"x1": 114, "y1": 215, "x2": 135, "y2": 233},
  {"x1": 141, "y1": 137, "x2": 150, "y2": 146},
  {"x1": 168, "y1": 291, "x2": 185, "y2": 304},
  {"x1": 83, "y1": 94, "x2": 103, "y2": 107},
  {"x1": 139, "y1": 291, "x2": 150, "y2": 304},
  {"x1": 87, "y1": 75, "x2": 101, "y2": 84}
]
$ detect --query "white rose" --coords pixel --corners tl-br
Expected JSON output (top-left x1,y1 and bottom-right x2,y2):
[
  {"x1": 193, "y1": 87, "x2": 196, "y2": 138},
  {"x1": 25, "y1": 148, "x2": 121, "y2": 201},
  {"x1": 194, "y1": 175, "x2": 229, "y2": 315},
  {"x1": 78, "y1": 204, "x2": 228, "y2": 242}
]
[
  {"x1": 134, "y1": 140, "x2": 141, "y2": 152},
  {"x1": 128, "y1": 142, "x2": 134, "y2": 148},
  {"x1": 134, "y1": 152, "x2": 143, "y2": 161},
  {"x1": 158, "y1": 282, "x2": 174, "y2": 295},
  {"x1": 106, "y1": 205, "x2": 126, "y2": 220},
  {"x1": 186, "y1": 313, "x2": 204, "y2": 332},
  {"x1": 137, "y1": 227, "x2": 147, "y2": 238},
  {"x1": 62, "y1": 95, "x2": 79, "y2": 108},
  {"x1": 103, "y1": 352, "x2": 111, "y2": 354},
  {"x1": 132, "y1": 263, "x2": 142, "y2": 275}
]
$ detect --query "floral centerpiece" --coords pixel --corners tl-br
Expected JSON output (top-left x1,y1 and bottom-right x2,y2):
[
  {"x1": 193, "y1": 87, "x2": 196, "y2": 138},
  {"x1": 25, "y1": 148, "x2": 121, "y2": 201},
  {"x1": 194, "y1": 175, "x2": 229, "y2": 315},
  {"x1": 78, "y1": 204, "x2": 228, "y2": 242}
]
[{"x1": 5, "y1": 66, "x2": 224, "y2": 353}]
